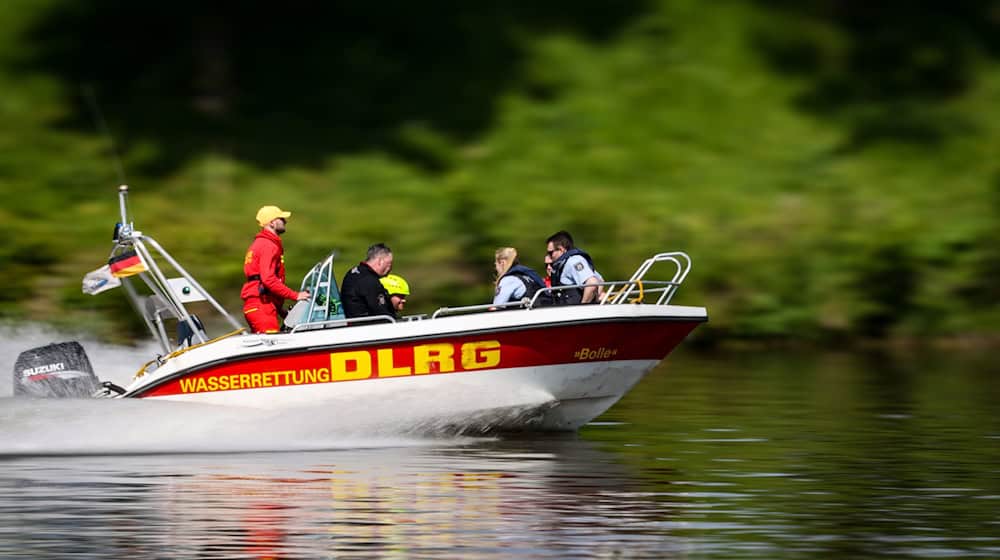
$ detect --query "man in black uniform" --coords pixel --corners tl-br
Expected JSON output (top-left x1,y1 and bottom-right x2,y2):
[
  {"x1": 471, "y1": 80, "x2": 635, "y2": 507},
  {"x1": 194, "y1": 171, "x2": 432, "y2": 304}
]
[{"x1": 341, "y1": 243, "x2": 397, "y2": 319}]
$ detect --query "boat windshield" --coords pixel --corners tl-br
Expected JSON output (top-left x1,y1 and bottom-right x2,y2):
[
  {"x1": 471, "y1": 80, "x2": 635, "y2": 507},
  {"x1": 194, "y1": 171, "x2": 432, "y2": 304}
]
[{"x1": 297, "y1": 252, "x2": 346, "y2": 324}]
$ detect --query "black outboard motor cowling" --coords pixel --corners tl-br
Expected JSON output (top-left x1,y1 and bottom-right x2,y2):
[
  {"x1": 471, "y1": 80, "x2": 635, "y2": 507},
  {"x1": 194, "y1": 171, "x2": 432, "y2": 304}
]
[{"x1": 13, "y1": 341, "x2": 101, "y2": 398}]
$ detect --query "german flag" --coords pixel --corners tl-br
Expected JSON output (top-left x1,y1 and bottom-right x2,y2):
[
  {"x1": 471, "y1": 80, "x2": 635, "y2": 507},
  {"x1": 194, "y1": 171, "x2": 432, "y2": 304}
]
[{"x1": 108, "y1": 248, "x2": 148, "y2": 278}]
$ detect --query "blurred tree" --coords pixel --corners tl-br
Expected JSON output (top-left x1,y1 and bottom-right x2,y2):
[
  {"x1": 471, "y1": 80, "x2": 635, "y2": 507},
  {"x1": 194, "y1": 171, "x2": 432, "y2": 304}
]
[
  {"x1": 852, "y1": 242, "x2": 917, "y2": 338},
  {"x1": 752, "y1": 0, "x2": 1000, "y2": 149},
  {"x1": 16, "y1": 0, "x2": 649, "y2": 175}
]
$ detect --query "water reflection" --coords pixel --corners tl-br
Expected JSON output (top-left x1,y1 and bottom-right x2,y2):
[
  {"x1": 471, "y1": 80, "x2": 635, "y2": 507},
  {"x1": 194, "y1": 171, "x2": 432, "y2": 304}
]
[
  {"x1": 1, "y1": 346, "x2": 998, "y2": 558},
  {"x1": 0, "y1": 437, "x2": 684, "y2": 559}
]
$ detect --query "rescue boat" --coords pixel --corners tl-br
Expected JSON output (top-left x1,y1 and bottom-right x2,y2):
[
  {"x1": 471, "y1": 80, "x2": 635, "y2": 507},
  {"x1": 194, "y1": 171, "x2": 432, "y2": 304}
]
[{"x1": 13, "y1": 185, "x2": 707, "y2": 433}]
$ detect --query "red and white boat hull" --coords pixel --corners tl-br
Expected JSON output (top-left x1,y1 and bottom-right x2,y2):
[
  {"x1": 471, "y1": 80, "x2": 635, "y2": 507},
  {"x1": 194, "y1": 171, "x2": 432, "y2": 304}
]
[{"x1": 123, "y1": 305, "x2": 706, "y2": 431}]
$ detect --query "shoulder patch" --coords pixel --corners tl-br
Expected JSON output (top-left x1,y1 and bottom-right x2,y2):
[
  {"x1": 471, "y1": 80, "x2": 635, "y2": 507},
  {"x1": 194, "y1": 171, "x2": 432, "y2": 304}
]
[{"x1": 574, "y1": 262, "x2": 585, "y2": 272}]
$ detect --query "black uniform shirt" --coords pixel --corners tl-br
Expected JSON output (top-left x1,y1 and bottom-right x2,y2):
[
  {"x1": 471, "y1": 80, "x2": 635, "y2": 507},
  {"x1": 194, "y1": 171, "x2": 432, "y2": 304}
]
[{"x1": 341, "y1": 262, "x2": 396, "y2": 319}]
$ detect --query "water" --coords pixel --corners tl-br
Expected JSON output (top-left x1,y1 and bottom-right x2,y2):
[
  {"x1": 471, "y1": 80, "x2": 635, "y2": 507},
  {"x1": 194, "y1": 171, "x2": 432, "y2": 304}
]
[{"x1": 1, "y1": 327, "x2": 998, "y2": 558}]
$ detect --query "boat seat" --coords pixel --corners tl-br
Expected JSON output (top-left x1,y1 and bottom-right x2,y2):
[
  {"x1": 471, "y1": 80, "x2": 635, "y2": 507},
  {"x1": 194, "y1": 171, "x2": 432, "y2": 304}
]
[{"x1": 177, "y1": 314, "x2": 206, "y2": 347}]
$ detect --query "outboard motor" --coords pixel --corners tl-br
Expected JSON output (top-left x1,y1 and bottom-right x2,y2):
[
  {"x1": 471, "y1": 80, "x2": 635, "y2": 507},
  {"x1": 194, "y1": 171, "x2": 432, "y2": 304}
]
[{"x1": 13, "y1": 341, "x2": 101, "y2": 398}]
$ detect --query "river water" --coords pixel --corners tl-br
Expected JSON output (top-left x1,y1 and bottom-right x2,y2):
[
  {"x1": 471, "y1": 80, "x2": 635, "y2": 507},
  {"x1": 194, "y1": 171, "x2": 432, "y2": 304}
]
[{"x1": 0, "y1": 327, "x2": 998, "y2": 558}]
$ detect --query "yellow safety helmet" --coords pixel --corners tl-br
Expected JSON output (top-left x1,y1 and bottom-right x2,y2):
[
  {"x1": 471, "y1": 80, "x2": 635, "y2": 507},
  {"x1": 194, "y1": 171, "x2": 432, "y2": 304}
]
[{"x1": 380, "y1": 274, "x2": 410, "y2": 296}]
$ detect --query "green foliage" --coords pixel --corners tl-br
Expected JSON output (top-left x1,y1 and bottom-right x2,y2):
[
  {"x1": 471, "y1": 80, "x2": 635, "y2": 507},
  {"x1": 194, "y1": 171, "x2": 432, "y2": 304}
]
[{"x1": 0, "y1": 0, "x2": 998, "y2": 342}]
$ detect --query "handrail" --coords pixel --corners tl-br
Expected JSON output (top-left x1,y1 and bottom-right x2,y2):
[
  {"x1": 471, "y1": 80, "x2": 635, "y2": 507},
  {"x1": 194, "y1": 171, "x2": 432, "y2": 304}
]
[
  {"x1": 431, "y1": 300, "x2": 529, "y2": 319},
  {"x1": 290, "y1": 313, "x2": 396, "y2": 333},
  {"x1": 599, "y1": 280, "x2": 677, "y2": 304},
  {"x1": 427, "y1": 253, "x2": 692, "y2": 316},
  {"x1": 606, "y1": 252, "x2": 691, "y2": 305},
  {"x1": 527, "y1": 282, "x2": 601, "y2": 307},
  {"x1": 286, "y1": 252, "x2": 692, "y2": 325},
  {"x1": 524, "y1": 280, "x2": 678, "y2": 308}
]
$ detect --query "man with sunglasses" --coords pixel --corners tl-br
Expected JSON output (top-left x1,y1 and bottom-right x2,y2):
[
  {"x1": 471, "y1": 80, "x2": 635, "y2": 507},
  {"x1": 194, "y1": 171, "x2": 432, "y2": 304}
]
[{"x1": 545, "y1": 230, "x2": 602, "y2": 305}]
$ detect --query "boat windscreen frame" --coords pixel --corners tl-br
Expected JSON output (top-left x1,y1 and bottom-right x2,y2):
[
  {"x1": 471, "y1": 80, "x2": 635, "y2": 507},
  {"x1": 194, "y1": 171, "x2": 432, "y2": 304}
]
[{"x1": 296, "y1": 251, "x2": 347, "y2": 325}]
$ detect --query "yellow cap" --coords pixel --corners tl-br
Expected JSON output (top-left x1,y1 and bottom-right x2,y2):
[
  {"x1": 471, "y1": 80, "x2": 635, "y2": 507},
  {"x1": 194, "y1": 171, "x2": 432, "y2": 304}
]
[
  {"x1": 256, "y1": 205, "x2": 292, "y2": 227},
  {"x1": 380, "y1": 274, "x2": 410, "y2": 296}
]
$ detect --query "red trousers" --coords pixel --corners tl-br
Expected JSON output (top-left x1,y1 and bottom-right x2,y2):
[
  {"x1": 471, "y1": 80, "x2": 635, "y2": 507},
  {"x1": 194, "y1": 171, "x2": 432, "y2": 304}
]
[{"x1": 243, "y1": 299, "x2": 281, "y2": 334}]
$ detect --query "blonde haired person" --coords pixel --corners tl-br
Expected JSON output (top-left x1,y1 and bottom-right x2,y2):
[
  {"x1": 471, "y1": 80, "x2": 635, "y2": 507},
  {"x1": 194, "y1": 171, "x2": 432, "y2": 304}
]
[{"x1": 493, "y1": 247, "x2": 546, "y2": 306}]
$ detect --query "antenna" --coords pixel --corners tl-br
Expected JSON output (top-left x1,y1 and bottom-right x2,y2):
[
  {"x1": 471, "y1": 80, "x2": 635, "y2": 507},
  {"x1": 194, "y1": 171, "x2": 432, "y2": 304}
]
[
  {"x1": 81, "y1": 84, "x2": 127, "y2": 186},
  {"x1": 118, "y1": 184, "x2": 130, "y2": 226}
]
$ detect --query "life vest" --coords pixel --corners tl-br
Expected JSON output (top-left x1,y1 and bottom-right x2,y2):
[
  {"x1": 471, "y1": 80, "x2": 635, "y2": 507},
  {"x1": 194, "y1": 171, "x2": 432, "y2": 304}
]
[
  {"x1": 499, "y1": 264, "x2": 546, "y2": 304},
  {"x1": 549, "y1": 248, "x2": 596, "y2": 305}
]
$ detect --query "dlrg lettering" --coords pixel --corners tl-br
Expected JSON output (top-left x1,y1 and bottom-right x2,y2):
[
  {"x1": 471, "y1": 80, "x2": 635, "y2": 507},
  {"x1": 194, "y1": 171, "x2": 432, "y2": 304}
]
[{"x1": 177, "y1": 340, "x2": 502, "y2": 394}]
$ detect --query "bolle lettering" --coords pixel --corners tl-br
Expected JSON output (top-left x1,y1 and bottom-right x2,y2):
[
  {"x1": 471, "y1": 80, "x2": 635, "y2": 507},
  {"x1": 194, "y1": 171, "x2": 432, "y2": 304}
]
[{"x1": 574, "y1": 347, "x2": 619, "y2": 360}]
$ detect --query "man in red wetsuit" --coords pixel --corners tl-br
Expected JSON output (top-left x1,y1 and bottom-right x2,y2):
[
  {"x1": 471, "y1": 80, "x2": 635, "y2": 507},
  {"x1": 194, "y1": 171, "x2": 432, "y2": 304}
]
[{"x1": 241, "y1": 205, "x2": 309, "y2": 334}]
